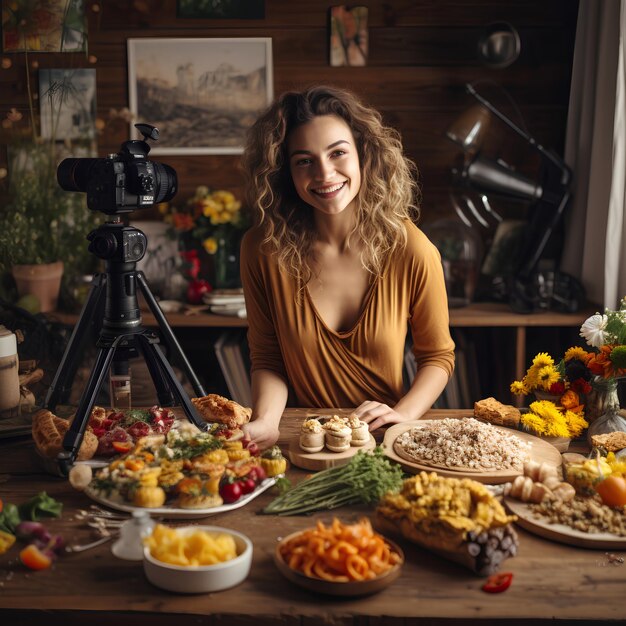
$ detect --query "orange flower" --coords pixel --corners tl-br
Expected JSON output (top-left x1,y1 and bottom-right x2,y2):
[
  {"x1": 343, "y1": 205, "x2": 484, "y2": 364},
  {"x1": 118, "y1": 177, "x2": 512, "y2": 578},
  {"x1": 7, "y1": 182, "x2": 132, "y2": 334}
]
[
  {"x1": 587, "y1": 345, "x2": 621, "y2": 378},
  {"x1": 172, "y1": 213, "x2": 195, "y2": 231},
  {"x1": 559, "y1": 389, "x2": 584, "y2": 414}
]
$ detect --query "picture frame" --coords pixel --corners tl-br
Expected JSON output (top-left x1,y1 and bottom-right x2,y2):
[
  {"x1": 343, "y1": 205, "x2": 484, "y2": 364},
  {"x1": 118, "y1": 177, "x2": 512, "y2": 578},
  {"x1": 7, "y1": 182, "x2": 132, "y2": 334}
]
[
  {"x1": 127, "y1": 38, "x2": 273, "y2": 155},
  {"x1": 39, "y1": 68, "x2": 97, "y2": 141},
  {"x1": 2, "y1": 0, "x2": 87, "y2": 53},
  {"x1": 330, "y1": 6, "x2": 369, "y2": 67}
]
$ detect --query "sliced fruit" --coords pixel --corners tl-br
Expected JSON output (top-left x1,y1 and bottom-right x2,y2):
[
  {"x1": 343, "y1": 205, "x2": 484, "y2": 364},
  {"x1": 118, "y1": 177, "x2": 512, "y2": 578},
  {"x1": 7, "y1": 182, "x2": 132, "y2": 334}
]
[
  {"x1": 112, "y1": 440, "x2": 133, "y2": 454},
  {"x1": 19, "y1": 543, "x2": 53, "y2": 570}
]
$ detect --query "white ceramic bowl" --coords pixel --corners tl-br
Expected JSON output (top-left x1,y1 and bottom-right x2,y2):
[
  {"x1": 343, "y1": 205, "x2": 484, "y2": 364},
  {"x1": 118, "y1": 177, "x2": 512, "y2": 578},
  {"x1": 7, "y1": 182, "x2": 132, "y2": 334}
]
[{"x1": 143, "y1": 525, "x2": 253, "y2": 594}]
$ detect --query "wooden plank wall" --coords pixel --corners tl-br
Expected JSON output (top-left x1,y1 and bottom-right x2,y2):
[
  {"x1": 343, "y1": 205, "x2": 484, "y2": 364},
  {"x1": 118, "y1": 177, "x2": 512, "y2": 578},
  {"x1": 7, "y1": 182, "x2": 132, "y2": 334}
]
[{"x1": 1, "y1": 0, "x2": 579, "y2": 227}]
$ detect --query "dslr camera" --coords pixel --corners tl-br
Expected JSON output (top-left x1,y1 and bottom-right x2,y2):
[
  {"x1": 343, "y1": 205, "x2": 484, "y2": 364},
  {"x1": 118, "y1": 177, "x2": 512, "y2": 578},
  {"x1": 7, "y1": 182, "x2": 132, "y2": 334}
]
[{"x1": 57, "y1": 123, "x2": 177, "y2": 215}]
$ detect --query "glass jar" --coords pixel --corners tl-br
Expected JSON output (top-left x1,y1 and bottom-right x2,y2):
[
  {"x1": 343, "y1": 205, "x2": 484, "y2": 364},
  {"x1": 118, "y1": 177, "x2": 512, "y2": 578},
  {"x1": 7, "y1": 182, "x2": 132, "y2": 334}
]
[
  {"x1": 586, "y1": 376, "x2": 626, "y2": 444},
  {"x1": 214, "y1": 235, "x2": 241, "y2": 289},
  {"x1": 422, "y1": 218, "x2": 482, "y2": 308},
  {"x1": 585, "y1": 376, "x2": 620, "y2": 423}
]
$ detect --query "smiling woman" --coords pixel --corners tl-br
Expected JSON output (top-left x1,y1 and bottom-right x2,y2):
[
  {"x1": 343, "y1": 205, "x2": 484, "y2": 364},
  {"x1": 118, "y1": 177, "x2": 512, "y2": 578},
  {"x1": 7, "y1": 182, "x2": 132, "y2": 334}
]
[{"x1": 237, "y1": 85, "x2": 455, "y2": 450}]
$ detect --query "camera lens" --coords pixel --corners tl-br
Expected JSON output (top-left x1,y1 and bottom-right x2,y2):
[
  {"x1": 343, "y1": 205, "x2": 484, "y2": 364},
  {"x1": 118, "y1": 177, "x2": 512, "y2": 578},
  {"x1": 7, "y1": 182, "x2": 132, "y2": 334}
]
[
  {"x1": 153, "y1": 163, "x2": 177, "y2": 203},
  {"x1": 57, "y1": 158, "x2": 99, "y2": 192}
]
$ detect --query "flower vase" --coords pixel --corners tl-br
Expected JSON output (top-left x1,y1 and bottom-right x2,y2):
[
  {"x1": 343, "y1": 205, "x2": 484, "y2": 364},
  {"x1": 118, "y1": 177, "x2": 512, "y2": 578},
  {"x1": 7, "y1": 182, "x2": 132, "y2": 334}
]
[
  {"x1": 586, "y1": 377, "x2": 626, "y2": 444},
  {"x1": 214, "y1": 236, "x2": 241, "y2": 290}
]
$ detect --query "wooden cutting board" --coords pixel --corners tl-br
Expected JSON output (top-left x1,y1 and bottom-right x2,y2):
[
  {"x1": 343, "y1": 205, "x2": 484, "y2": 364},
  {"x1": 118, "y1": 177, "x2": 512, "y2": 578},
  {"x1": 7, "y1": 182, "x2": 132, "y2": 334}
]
[
  {"x1": 504, "y1": 497, "x2": 626, "y2": 549},
  {"x1": 287, "y1": 433, "x2": 376, "y2": 471},
  {"x1": 382, "y1": 420, "x2": 562, "y2": 484}
]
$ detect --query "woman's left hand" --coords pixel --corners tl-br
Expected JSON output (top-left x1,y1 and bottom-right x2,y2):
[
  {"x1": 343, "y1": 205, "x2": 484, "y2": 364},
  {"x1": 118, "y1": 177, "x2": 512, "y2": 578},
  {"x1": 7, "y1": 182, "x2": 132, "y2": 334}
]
[{"x1": 352, "y1": 401, "x2": 409, "y2": 432}]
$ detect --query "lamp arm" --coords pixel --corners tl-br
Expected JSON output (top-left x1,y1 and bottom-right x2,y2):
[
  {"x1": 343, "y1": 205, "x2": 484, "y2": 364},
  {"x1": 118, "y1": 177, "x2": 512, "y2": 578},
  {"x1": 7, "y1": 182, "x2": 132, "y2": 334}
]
[{"x1": 465, "y1": 83, "x2": 571, "y2": 185}]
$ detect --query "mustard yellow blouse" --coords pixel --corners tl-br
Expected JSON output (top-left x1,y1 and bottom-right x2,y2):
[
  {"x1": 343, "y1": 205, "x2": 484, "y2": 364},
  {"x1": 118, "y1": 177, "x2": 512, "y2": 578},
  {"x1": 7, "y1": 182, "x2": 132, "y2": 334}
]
[{"x1": 240, "y1": 220, "x2": 455, "y2": 408}]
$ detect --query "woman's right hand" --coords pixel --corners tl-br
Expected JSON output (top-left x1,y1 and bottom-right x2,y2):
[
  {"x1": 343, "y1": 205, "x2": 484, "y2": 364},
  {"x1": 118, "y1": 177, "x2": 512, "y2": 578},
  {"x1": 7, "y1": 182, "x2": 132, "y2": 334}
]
[{"x1": 242, "y1": 417, "x2": 280, "y2": 450}]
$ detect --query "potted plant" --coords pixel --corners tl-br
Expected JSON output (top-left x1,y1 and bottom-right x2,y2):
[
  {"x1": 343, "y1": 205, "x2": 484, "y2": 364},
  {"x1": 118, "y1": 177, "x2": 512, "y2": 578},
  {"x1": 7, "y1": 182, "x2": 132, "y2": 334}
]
[{"x1": 0, "y1": 81, "x2": 99, "y2": 312}]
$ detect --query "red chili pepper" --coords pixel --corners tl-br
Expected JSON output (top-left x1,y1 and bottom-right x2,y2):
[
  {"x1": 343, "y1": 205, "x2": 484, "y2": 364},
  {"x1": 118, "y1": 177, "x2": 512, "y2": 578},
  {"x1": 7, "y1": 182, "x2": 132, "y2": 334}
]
[{"x1": 481, "y1": 572, "x2": 513, "y2": 593}]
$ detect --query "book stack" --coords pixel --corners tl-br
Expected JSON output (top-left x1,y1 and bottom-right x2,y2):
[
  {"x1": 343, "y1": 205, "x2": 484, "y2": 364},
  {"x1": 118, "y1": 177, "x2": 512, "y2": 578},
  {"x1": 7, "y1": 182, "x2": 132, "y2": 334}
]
[
  {"x1": 213, "y1": 330, "x2": 252, "y2": 407},
  {"x1": 203, "y1": 289, "x2": 246, "y2": 318}
]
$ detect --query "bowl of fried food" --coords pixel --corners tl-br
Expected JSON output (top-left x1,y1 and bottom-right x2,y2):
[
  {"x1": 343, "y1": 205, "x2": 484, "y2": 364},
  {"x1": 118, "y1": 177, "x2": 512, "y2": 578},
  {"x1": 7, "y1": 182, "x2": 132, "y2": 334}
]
[
  {"x1": 143, "y1": 524, "x2": 252, "y2": 593},
  {"x1": 274, "y1": 517, "x2": 404, "y2": 596}
]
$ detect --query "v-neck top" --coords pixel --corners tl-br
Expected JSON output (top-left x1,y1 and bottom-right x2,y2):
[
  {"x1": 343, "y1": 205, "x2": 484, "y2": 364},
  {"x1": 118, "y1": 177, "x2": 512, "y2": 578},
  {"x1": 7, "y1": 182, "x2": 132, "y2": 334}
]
[{"x1": 240, "y1": 220, "x2": 455, "y2": 408}]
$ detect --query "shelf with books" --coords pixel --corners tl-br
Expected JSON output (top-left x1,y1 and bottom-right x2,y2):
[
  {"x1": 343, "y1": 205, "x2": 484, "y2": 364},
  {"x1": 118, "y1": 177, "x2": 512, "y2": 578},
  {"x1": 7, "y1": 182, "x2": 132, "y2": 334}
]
[{"x1": 49, "y1": 302, "x2": 595, "y2": 409}]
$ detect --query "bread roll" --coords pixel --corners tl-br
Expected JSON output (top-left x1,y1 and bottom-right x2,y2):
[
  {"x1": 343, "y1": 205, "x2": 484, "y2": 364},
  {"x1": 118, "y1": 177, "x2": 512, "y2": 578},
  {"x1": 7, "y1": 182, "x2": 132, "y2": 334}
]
[
  {"x1": 32, "y1": 409, "x2": 98, "y2": 461},
  {"x1": 191, "y1": 394, "x2": 252, "y2": 429}
]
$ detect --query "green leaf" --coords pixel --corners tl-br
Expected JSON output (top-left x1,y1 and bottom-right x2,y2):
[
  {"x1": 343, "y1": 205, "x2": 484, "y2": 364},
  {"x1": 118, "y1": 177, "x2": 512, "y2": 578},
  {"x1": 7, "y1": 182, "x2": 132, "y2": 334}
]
[{"x1": 17, "y1": 491, "x2": 63, "y2": 521}]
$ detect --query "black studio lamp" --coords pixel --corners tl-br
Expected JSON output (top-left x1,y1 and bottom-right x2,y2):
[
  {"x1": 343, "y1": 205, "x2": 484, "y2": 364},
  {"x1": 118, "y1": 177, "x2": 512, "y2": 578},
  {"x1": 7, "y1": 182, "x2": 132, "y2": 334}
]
[{"x1": 446, "y1": 83, "x2": 585, "y2": 313}]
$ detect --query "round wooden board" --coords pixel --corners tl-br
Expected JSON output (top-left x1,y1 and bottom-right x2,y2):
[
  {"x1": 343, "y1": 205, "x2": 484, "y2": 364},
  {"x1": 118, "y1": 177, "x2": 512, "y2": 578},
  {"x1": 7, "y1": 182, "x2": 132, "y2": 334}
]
[
  {"x1": 381, "y1": 420, "x2": 562, "y2": 484},
  {"x1": 288, "y1": 434, "x2": 376, "y2": 471},
  {"x1": 504, "y1": 497, "x2": 626, "y2": 549}
]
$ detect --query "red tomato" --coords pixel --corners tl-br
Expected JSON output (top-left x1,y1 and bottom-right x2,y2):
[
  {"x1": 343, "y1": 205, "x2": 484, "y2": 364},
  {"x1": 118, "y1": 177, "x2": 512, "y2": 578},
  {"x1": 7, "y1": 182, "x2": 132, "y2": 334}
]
[
  {"x1": 186, "y1": 279, "x2": 212, "y2": 304},
  {"x1": 238, "y1": 477, "x2": 256, "y2": 495},
  {"x1": 20, "y1": 544, "x2": 52, "y2": 571},
  {"x1": 596, "y1": 475, "x2": 626, "y2": 508},
  {"x1": 247, "y1": 465, "x2": 266, "y2": 483},
  {"x1": 481, "y1": 572, "x2": 513, "y2": 593},
  {"x1": 220, "y1": 481, "x2": 243, "y2": 504}
]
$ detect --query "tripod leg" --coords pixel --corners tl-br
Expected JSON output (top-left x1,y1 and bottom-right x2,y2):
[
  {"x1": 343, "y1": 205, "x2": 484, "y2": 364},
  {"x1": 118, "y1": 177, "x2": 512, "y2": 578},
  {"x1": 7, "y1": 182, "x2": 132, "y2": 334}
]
[
  {"x1": 45, "y1": 274, "x2": 106, "y2": 410},
  {"x1": 137, "y1": 271, "x2": 207, "y2": 397},
  {"x1": 136, "y1": 332, "x2": 176, "y2": 407},
  {"x1": 136, "y1": 334, "x2": 206, "y2": 430},
  {"x1": 57, "y1": 342, "x2": 117, "y2": 475}
]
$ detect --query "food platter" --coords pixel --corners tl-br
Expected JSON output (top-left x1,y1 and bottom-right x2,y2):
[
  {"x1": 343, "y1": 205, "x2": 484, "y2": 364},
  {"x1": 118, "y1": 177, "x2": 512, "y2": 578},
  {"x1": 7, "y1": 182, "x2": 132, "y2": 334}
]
[
  {"x1": 84, "y1": 476, "x2": 277, "y2": 519},
  {"x1": 274, "y1": 530, "x2": 404, "y2": 596},
  {"x1": 287, "y1": 434, "x2": 376, "y2": 471},
  {"x1": 382, "y1": 420, "x2": 562, "y2": 484},
  {"x1": 504, "y1": 497, "x2": 626, "y2": 549}
]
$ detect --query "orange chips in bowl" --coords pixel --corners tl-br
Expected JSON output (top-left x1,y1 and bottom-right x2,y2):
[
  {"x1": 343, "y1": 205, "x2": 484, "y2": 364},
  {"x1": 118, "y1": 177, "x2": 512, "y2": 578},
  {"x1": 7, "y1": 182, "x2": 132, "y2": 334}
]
[{"x1": 276, "y1": 517, "x2": 403, "y2": 588}]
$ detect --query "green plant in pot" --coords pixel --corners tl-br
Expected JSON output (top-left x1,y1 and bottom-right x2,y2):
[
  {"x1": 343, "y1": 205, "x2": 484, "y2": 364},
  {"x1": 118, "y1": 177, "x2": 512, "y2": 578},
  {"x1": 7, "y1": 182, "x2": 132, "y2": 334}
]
[{"x1": 0, "y1": 71, "x2": 100, "y2": 313}]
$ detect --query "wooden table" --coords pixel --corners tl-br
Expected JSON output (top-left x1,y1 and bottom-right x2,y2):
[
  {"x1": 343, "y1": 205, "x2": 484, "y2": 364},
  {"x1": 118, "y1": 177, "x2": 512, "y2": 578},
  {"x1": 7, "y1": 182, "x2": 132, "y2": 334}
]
[{"x1": 0, "y1": 409, "x2": 624, "y2": 625}]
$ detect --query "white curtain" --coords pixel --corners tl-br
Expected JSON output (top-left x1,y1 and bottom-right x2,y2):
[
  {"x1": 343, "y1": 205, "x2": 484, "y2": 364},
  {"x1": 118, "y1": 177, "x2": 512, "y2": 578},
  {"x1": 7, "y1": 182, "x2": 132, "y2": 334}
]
[{"x1": 561, "y1": 0, "x2": 626, "y2": 309}]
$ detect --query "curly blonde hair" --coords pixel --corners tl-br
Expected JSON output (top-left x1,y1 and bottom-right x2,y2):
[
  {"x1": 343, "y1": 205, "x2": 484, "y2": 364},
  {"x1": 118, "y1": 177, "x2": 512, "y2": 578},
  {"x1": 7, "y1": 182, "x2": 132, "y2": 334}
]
[{"x1": 241, "y1": 85, "x2": 420, "y2": 286}]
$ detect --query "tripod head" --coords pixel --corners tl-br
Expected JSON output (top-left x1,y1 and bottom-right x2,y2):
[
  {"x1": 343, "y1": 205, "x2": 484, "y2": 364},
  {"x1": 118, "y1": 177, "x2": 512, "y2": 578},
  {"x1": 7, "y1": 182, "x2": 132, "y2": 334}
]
[{"x1": 87, "y1": 221, "x2": 148, "y2": 332}]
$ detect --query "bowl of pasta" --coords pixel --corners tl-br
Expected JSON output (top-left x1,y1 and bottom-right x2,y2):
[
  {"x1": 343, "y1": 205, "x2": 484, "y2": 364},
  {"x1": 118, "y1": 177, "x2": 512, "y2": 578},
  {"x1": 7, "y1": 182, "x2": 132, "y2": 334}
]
[
  {"x1": 274, "y1": 517, "x2": 404, "y2": 596},
  {"x1": 143, "y1": 524, "x2": 253, "y2": 593}
]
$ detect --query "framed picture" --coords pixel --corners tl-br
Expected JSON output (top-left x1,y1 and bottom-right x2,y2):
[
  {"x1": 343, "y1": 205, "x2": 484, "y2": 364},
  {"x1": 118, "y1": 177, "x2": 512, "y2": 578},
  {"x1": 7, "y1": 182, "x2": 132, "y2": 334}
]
[
  {"x1": 39, "y1": 68, "x2": 97, "y2": 141},
  {"x1": 330, "y1": 6, "x2": 368, "y2": 67},
  {"x1": 127, "y1": 38, "x2": 273, "y2": 155},
  {"x1": 177, "y1": 0, "x2": 265, "y2": 19},
  {"x1": 2, "y1": 0, "x2": 87, "y2": 53}
]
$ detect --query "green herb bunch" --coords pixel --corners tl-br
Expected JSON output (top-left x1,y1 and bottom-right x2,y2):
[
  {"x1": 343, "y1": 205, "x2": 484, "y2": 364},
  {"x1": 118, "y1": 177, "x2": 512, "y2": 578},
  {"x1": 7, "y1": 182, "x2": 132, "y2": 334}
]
[{"x1": 263, "y1": 447, "x2": 404, "y2": 516}]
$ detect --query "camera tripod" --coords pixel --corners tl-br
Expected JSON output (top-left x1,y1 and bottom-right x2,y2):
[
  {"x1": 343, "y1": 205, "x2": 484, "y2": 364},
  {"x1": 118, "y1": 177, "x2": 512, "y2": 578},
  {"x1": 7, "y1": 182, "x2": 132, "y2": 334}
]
[{"x1": 45, "y1": 220, "x2": 207, "y2": 476}]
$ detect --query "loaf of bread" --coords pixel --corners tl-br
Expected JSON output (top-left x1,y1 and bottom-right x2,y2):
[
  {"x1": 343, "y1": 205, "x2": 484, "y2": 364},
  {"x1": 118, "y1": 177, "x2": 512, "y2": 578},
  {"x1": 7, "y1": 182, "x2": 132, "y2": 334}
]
[
  {"x1": 191, "y1": 394, "x2": 252, "y2": 430},
  {"x1": 474, "y1": 397, "x2": 521, "y2": 428},
  {"x1": 32, "y1": 409, "x2": 98, "y2": 461},
  {"x1": 591, "y1": 431, "x2": 626, "y2": 452}
]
